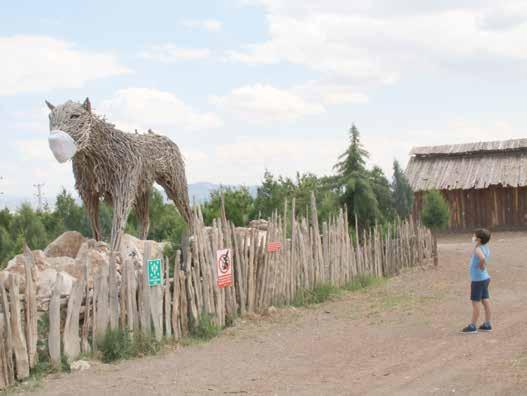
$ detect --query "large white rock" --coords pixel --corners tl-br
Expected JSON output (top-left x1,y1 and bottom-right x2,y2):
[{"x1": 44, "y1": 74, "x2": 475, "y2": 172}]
[
  {"x1": 45, "y1": 231, "x2": 86, "y2": 258},
  {"x1": 119, "y1": 234, "x2": 166, "y2": 267},
  {"x1": 38, "y1": 268, "x2": 74, "y2": 297}
]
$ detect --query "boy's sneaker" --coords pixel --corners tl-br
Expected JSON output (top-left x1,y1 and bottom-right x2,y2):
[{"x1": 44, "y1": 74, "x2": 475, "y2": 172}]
[
  {"x1": 478, "y1": 323, "x2": 492, "y2": 332},
  {"x1": 461, "y1": 324, "x2": 477, "y2": 334}
]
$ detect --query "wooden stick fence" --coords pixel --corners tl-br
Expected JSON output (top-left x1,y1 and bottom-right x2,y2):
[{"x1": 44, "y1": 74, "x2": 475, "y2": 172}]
[{"x1": 0, "y1": 192, "x2": 433, "y2": 389}]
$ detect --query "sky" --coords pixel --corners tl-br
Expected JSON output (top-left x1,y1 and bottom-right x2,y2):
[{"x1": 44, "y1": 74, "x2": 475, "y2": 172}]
[{"x1": 1, "y1": 0, "x2": 526, "y2": 207}]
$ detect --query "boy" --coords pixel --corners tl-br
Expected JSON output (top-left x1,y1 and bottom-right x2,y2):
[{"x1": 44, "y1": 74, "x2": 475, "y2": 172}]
[{"x1": 462, "y1": 228, "x2": 492, "y2": 334}]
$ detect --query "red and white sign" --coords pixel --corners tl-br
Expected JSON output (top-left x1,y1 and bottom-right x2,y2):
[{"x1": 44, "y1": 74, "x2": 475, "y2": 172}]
[
  {"x1": 216, "y1": 249, "x2": 233, "y2": 288},
  {"x1": 267, "y1": 241, "x2": 281, "y2": 253}
]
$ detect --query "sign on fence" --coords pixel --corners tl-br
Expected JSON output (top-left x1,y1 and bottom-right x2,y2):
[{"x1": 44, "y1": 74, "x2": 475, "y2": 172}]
[
  {"x1": 147, "y1": 259, "x2": 162, "y2": 286},
  {"x1": 267, "y1": 241, "x2": 281, "y2": 253},
  {"x1": 216, "y1": 249, "x2": 233, "y2": 288}
]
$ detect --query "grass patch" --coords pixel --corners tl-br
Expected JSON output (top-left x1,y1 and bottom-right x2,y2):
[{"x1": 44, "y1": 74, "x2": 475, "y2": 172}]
[
  {"x1": 343, "y1": 274, "x2": 383, "y2": 292},
  {"x1": 190, "y1": 313, "x2": 221, "y2": 341},
  {"x1": 100, "y1": 329, "x2": 161, "y2": 363},
  {"x1": 292, "y1": 284, "x2": 341, "y2": 307}
]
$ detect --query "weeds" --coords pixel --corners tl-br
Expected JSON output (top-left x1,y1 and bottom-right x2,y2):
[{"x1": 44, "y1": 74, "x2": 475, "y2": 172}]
[
  {"x1": 343, "y1": 274, "x2": 382, "y2": 292},
  {"x1": 100, "y1": 329, "x2": 161, "y2": 363},
  {"x1": 292, "y1": 284, "x2": 341, "y2": 307},
  {"x1": 189, "y1": 313, "x2": 221, "y2": 341}
]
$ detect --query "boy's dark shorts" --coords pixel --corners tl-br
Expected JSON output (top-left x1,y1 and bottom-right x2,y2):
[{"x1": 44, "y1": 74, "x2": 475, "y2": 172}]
[{"x1": 471, "y1": 279, "x2": 490, "y2": 301}]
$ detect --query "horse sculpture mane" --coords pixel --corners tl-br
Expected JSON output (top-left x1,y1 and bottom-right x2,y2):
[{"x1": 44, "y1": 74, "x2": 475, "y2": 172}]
[{"x1": 46, "y1": 98, "x2": 192, "y2": 250}]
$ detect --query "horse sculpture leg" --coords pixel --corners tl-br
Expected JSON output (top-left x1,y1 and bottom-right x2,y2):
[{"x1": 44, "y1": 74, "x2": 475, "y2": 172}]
[
  {"x1": 157, "y1": 176, "x2": 193, "y2": 232},
  {"x1": 134, "y1": 189, "x2": 151, "y2": 240},
  {"x1": 110, "y1": 186, "x2": 135, "y2": 251},
  {"x1": 81, "y1": 191, "x2": 101, "y2": 241}
]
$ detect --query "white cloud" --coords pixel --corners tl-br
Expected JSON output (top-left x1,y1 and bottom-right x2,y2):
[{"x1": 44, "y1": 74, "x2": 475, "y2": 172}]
[
  {"x1": 139, "y1": 44, "x2": 211, "y2": 62},
  {"x1": 99, "y1": 88, "x2": 223, "y2": 133},
  {"x1": 366, "y1": 119, "x2": 527, "y2": 176},
  {"x1": 196, "y1": 135, "x2": 346, "y2": 184},
  {"x1": 293, "y1": 80, "x2": 369, "y2": 106},
  {"x1": 15, "y1": 139, "x2": 54, "y2": 162},
  {"x1": 232, "y1": 1, "x2": 527, "y2": 86},
  {"x1": 0, "y1": 35, "x2": 131, "y2": 96},
  {"x1": 210, "y1": 83, "x2": 325, "y2": 123},
  {"x1": 182, "y1": 19, "x2": 223, "y2": 32}
]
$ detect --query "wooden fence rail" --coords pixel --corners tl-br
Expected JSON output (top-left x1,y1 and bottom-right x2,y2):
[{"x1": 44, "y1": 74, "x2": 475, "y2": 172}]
[{"x1": 0, "y1": 192, "x2": 433, "y2": 389}]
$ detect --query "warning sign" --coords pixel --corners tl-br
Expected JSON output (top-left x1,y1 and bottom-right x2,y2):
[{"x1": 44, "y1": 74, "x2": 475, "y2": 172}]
[{"x1": 216, "y1": 249, "x2": 233, "y2": 288}]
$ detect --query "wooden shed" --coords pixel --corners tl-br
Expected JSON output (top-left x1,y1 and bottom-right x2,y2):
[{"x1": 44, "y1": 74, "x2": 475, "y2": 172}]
[{"x1": 406, "y1": 138, "x2": 527, "y2": 231}]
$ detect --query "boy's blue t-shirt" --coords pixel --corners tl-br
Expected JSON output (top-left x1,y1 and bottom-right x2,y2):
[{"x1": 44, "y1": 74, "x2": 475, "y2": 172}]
[{"x1": 469, "y1": 244, "x2": 490, "y2": 282}]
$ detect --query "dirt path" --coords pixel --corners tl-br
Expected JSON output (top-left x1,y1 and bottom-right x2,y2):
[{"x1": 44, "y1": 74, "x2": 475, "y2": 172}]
[{"x1": 17, "y1": 232, "x2": 527, "y2": 395}]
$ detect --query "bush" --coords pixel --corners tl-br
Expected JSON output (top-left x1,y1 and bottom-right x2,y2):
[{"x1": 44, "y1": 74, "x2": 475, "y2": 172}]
[
  {"x1": 100, "y1": 328, "x2": 134, "y2": 363},
  {"x1": 131, "y1": 332, "x2": 161, "y2": 357},
  {"x1": 421, "y1": 190, "x2": 450, "y2": 232},
  {"x1": 190, "y1": 313, "x2": 220, "y2": 341}
]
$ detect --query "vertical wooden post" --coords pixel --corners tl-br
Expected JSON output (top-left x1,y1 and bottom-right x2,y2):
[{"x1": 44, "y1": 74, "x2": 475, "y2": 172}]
[
  {"x1": 8, "y1": 275, "x2": 29, "y2": 380},
  {"x1": 22, "y1": 245, "x2": 38, "y2": 369},
  {"x1": 164, "y1": 257, "x2": 172, "y2": 338},
  {"x1": 108, "y1": 252, "x2": 119, "y2": 330},
  {"x1": 0, "y1": 281, "x2": 14, "y2": 385},
  {"x1": 171, "y1": 251, "x2": 181, "y2": 340},
  {"x1": 48, "y1": 274, "x2": 63, "y2": 369},
  {"x1": 63, "y1": 277, "x2": 85, "y2": 362}
]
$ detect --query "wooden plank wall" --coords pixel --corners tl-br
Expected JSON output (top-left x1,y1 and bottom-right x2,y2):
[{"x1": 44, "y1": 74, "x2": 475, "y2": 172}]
[{"x1": 413, "y1": 187, "x2": 527, "y2": 231}]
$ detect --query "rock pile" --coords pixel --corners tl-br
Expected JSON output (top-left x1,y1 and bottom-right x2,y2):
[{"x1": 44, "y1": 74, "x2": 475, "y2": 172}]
[{"x1": 0, "y1": 231, "x2": 166, "y2": 300}]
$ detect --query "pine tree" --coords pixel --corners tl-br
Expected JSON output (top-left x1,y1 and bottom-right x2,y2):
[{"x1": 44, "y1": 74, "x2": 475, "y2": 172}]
[
  {"x1": 392, "y1": 159, "x2": 414, "y2": 219},
  {"x1": 334, "y1": 125, "x2": 380, "y2": 228}
]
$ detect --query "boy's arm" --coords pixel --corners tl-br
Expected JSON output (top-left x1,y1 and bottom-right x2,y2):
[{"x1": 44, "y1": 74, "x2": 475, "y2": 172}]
[{"x1": 475, "y1": 247, "x2": 486, "y2": 270}]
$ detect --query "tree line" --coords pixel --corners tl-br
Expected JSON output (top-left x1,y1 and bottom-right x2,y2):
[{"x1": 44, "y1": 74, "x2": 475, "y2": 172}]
[{"x1": 0, "y1": 125, "x2": 419, "y2": 268}]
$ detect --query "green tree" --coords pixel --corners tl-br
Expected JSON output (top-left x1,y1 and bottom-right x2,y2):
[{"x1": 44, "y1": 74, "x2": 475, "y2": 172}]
[
  {"x1": 421, "y1": 190, "x2": 450, "y2": 266},
  {"x1": 9, "y1": 203, "x2": 49, "y2": 250},
  {"x1": 392, "y1": 159, "x2": 414, "y2": 219},
  {"x1": 0, "y1": 208, "x2": 12, "y2": 230},
  {"x1": 202, "y1": 186, "x2": 255, "y2": 226},
  {"x1": 253, "y1": 171, "x2": 292, "y2": 219},
  {"x1": 0, "y1": 226, "x2": 14, "y2": 268},
  {"x1": 334, "y1": 125, "x2": 380, "y2": 229},
  {"x1": 55, "y1": 189, "x2": 90, "y2": 236},
  {"x1": 369, "y1": 166, "x2": 394, "y2": 222}
]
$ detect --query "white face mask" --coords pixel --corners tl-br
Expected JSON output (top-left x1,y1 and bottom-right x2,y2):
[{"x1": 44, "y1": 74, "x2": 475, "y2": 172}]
[{"x1": 48, "y1": 130, "x2": 77, "y2": 163}]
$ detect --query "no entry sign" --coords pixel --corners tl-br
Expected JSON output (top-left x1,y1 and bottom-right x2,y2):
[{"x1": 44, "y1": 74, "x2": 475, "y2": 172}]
[
  {"x1": 147, "y1": 258, "x2": 162, "y2": 286},
  {"x1": 216, "y1": 249, "x2": 233, "y2": 288}
]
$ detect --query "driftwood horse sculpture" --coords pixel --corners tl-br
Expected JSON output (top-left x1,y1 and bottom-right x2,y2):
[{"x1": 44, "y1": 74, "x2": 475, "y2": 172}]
[{"x1": 46, "y1": 98, "x2": 192, "y2": 250}]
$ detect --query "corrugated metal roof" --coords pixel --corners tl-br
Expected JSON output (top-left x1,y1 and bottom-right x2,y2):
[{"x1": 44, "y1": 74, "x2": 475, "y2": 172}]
[
  {"x1": 406, "y1": 151, "x2": 527, "y2": 191},
  {"x1": 410, "y1": 138, "x2": 527, "y2": 156}
]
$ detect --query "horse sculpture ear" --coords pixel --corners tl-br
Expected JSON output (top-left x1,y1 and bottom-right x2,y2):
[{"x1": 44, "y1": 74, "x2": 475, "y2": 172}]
[
  {"x1": 45, "y1": 100, "x2": 55, "y2": 111},
  {"x1": 82, "y1": 97, "x2": 92, "y2": 113}
]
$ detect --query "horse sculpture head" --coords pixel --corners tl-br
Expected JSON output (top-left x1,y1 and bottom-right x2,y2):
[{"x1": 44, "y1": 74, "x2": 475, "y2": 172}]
[{"x1": 46, "y1": 98, "x2": 93, "y2": 163}]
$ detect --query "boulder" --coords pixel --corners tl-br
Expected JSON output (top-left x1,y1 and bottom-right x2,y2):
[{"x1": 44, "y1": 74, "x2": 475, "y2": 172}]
[
  {"x1": 4, "y1": 251, "x2": 40, "y2": 292},
  {"x1": 249, "y1": 219, "x2": 269, "y2": 231},
  {"x1": 37, "y1": 269, "x2": 74, "y2": 298},
  {"x1": 45, "y1": 231, "x2": 86, "y2": 258},
  {"x1": 45, "y1": 257, "x2": 80, "y2": 279},
  {"x1": 119, "y1": 234, "x2": 166, "y2": 267}
]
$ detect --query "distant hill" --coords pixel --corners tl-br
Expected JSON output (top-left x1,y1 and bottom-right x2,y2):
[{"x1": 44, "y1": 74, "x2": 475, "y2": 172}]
[
  {"x1": 1, "y1": 182, "x2": 259, "y2": 210},
  {"x1": 188, "y1": 182, "x2": 258, "y2": 203}
]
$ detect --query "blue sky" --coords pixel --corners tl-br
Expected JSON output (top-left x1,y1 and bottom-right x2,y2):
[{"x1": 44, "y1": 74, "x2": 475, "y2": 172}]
[{"x1": 1, "y1": 0, "x2": 526, "y2": 207}]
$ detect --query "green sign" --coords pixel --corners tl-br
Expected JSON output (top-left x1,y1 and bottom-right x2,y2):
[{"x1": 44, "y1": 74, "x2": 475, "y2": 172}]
[{"x1": 147, "y1": 259, "x2": 162, "y2": 286}]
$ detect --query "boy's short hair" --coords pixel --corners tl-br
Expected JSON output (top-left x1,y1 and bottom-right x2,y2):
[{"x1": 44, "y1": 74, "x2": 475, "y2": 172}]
[{"x1": 474, "y1": 228, "x2": 491, "y2": 245}]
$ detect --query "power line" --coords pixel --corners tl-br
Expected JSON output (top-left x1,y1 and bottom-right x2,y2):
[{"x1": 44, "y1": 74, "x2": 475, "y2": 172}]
[{"x1": 33, "y1": 183, "x2": 45, "y2": 212}]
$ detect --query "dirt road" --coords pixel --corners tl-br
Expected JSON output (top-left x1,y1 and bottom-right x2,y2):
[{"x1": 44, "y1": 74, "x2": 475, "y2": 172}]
[{"x1": 18, "y1": 232, "x2": 527, "y2": 395}]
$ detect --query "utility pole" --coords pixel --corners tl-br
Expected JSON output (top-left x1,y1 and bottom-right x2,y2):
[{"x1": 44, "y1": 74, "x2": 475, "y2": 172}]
[{"x1": 33, "y1": 183, "x2": 45, "y2": 212}]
